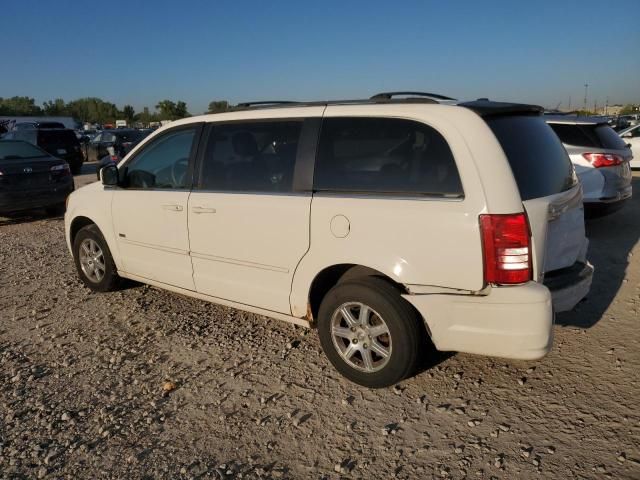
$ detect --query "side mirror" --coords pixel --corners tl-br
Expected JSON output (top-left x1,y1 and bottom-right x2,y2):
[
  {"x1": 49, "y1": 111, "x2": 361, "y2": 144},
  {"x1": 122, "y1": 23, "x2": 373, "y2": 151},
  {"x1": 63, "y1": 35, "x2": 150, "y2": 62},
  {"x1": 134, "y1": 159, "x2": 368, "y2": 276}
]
[{"x1": 100, "y1": 164, "x2": 119, "y2": 186}]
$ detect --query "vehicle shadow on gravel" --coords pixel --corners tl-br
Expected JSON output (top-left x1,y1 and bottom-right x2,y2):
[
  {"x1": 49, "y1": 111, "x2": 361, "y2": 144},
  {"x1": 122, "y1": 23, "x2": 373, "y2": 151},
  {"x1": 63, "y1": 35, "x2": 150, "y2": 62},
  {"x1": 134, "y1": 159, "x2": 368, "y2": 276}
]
[
  {"x1": 556, "y1": 175, "x2": 640, "y2": 329},
  {"x1": 0, "y1": 210, "x2": 61, "y2": 226}
]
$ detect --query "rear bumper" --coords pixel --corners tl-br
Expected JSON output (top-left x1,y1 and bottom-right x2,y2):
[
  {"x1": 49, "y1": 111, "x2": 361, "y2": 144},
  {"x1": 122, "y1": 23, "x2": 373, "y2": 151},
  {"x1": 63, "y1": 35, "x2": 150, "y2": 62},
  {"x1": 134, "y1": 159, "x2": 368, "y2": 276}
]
[
  {"x1": 0, "y1": 184, "x2": 73, "y2": 214},
  {"x1": 403, "y1": 282, "x2": 553, "y2": 360},
  {"x1": 543, "y1": 261, "x2": 594, "y2": 313}
]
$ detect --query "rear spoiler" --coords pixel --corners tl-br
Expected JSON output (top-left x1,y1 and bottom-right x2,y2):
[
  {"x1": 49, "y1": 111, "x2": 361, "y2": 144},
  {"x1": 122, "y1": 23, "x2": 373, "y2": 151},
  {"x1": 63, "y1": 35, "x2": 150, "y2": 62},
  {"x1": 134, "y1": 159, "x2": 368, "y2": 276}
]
[{"x1": 460, "y1": 100, "x2": 544, "y2": 117}]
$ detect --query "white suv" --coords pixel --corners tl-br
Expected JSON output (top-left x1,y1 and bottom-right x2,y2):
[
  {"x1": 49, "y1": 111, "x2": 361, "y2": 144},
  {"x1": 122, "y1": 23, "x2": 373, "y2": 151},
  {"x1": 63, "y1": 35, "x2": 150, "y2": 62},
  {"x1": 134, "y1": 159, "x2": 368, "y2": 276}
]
[{"x1": 65, "y1": 93, "x2": 594, "y2": 387}]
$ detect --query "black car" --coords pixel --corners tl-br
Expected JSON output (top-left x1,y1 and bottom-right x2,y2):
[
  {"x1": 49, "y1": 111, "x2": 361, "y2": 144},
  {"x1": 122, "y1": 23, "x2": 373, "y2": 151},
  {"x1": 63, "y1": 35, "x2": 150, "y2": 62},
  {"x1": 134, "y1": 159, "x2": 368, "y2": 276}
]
[
  {"x1": 14, "y1": 121, "x2": 66, "y2": 130},
  {"x1": 86, "y1": 129, "x2": 148, "y2": 163},
  {"x1": 2, "y1": 128, "x2": 84, "y2": 174},
  {"x1": 0, "y1": 140, "x2": 74, "y2": 216}
]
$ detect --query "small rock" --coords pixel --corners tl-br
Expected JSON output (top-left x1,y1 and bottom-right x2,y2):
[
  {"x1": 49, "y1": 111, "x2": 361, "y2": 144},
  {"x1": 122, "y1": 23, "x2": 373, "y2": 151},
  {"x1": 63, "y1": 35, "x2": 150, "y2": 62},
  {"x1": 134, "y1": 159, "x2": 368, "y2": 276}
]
[
  {"x1": 162, "y1": 381, "x2": 177, "y2": 393},
  {"x1": 498, "y1": 424, "x2": 510, "y2": 432},
  {"x1": 61, "y1": 412, "x2": 71, "y2": 421}
]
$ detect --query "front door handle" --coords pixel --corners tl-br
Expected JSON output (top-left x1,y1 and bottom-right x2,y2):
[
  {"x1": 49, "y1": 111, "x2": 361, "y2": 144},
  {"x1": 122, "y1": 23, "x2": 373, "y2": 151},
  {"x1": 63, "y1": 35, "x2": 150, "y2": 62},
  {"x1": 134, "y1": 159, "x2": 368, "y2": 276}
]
[
  {"x1": 162, "y1": 204, "x2": 184, "y2": 212},
  {"x1": 191, "y1": 206, "x2": 216, "y2": 214}
]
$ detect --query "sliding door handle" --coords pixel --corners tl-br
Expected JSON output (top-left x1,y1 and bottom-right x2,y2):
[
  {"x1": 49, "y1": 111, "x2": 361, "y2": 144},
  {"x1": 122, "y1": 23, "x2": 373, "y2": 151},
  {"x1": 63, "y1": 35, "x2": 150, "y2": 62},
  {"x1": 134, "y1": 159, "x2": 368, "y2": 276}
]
[
  {"x1": 162, "y1": 204, "x2": 183, "y2": 212},
  {"x1": 192, "y1": 206, "x2": 216, "y2": 214}
]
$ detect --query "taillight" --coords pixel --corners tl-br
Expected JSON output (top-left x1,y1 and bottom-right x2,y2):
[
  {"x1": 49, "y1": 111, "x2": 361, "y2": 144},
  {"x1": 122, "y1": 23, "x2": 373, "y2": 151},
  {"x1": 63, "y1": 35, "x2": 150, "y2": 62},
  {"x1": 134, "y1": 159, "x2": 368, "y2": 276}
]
[
  {"x1": 110, "y1": 155, "x2": 119, "y2": 162},
  {"x1": 479, "y1": 213, "x2": 532, "y2": 285},
  {"x1": 51, "y1": 164, "x2": 71, "y2": 175},
  {"x1": 582, "y1": 152, "x2": 623, "y2": 168}
]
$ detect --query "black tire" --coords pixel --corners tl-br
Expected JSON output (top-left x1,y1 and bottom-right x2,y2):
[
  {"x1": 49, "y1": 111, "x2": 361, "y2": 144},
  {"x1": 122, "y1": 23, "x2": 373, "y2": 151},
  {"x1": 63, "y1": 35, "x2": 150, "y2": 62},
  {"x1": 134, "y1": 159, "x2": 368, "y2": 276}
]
[
  {"x1": 45, "y1": 203, "x2": 65, "y2": 217},
  {"x1": 317, "y1": 277, "x2": 424, "y2": 388},
  {"x1": 71, "y1": 163, "x2": 82, "y2": 175},
  {"x1": 73, "y1": 224, "x2": 120, "y2": 292}
]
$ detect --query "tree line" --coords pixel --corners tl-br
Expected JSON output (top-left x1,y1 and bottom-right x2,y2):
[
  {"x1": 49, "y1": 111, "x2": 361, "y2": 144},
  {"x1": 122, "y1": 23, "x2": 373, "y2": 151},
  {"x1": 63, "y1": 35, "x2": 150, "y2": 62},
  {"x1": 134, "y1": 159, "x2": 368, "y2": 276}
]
[{"x1": 0, "y1": 96, "x2": 233, "y2": 124}]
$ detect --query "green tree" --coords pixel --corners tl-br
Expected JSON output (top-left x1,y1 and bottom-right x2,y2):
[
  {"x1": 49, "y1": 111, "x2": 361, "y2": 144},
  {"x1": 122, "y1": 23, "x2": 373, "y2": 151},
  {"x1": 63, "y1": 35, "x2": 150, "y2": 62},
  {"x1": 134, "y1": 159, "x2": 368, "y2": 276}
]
[
  {"x1": 42, "y1": 98, "x2": 68, "y2": 116},
  {"x1": 65, "y1": 97, "x2": 119, "y2": 124},
  {"x1": 0, "y1": 96, "x2": 42, "y2": 115},
  {"x1": 207, "y1": 100, "x2": 230, "y2": 114},
  {"x1": 122, "y1": 104, "x2": 135, "y2": 122},
  {"x1": 155, "y1": 99, "x2": 190, "y2": 120}
]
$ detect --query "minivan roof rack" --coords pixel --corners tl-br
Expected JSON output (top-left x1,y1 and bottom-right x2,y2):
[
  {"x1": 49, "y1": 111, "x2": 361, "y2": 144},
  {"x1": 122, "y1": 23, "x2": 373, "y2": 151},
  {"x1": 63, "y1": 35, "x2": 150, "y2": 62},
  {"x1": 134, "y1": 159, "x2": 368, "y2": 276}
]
[
  {"x1": 235, "y1": 101, "x2": 298, "y2": 108},
  {"x1": 370, "y1": 91, "x2": 457, "y2": 101}
]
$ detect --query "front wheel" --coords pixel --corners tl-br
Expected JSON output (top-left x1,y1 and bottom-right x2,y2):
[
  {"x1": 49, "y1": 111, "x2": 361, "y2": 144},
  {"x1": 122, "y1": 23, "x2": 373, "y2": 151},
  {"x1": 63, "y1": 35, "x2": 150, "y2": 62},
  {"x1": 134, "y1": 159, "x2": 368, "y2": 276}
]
[
  {"x1": 73, "y1": 224, "x2": 120, "y2": 292},
  {"x1": 317, "y1": 277, "x2": 424, "y2": 388}
]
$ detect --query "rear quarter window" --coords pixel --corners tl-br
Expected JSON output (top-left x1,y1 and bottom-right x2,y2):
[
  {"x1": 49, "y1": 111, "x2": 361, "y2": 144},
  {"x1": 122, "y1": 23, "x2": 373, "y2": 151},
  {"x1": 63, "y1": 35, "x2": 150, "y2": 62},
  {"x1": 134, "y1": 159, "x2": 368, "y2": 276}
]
[
  {"x1": 314, "y1": 117, "x2": 463, "y2": 196},
  {"x1": 487, "y1": 116, "x2": 576, "y2": 201}
]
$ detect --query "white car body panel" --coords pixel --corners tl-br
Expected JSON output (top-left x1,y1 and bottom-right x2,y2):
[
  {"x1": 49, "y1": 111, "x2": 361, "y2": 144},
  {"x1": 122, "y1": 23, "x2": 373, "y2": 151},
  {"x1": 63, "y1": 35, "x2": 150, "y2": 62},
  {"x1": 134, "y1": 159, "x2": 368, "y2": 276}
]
[
  {"x1": 619, "y1": 124, "x2": 640, "y2": 169},
  {"x1": 188, "y1": 192, "x2": 311, "y2": 314},
  {"x1": 112, "y1": 190, "x2": 194, "y2": 290}
]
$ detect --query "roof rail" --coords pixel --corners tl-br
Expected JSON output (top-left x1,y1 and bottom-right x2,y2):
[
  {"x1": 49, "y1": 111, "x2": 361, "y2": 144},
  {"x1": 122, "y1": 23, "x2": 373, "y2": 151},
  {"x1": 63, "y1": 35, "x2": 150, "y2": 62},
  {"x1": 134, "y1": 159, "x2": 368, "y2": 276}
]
[
  {"x1": 235, "y1": 101, "x2": 298, "y2": 108},
  {"x1": 370, "y1": 91, "x2": 457, "y2": 101}
]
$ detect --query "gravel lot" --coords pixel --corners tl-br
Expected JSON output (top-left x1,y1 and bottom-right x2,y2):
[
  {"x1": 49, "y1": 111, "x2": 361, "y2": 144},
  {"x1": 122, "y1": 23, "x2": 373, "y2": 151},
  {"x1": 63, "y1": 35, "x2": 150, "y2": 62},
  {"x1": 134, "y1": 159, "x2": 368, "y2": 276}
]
[{"x1": 1, "y1": 165, "x2": 639, "y2": 480}]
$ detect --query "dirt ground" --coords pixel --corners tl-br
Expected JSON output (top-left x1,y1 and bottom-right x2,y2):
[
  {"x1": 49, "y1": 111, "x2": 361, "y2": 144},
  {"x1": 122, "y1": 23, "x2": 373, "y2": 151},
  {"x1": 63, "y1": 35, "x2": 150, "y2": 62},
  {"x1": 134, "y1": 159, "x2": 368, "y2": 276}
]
[{"x1": 1, "y1": 165, "x2": 639, "y2": 480}]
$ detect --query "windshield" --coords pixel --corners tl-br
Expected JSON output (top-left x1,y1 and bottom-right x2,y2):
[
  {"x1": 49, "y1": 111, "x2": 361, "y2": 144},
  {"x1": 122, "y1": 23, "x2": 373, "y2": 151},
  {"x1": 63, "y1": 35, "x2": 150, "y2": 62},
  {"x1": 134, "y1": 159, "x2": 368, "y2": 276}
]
[{"x1": 0, "y1": 141, "x2": 49, "y2": 160}]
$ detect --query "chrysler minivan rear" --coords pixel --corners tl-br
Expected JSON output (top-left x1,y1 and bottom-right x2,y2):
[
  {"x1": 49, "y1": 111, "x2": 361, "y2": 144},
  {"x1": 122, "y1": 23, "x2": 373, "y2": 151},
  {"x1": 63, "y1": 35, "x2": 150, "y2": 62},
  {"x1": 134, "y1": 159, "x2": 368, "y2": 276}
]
[{"x1": 404, "y1": 105, "x2": 592, "y2": 360}]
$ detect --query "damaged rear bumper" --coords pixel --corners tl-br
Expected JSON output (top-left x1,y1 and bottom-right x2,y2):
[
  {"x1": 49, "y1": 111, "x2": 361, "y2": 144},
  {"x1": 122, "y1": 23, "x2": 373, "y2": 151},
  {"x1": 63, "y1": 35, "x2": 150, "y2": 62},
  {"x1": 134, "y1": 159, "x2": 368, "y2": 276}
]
[{"x1": 543, "y1": 261, "x2": 594, "y2": 313}]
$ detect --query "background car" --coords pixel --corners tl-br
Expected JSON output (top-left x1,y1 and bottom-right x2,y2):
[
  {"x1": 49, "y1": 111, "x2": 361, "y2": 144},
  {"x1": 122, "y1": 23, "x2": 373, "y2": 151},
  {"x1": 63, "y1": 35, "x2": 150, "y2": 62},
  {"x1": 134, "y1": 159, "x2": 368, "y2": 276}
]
[
  {"x1": 1, "y1": 127, "x2": 84, "y2": 174},
  {"x1": 618, "y1": 124, "x2": 640, "y2": 169},
  {"x1": 546, "y1": 116, "x2": 633, "y2": 215},
  {"x1": 0, "y1": 140, "x2": 74, "y2": 215},
  {"x1": 14, "y1": 121, "x2": 66, "y2": 130},
  {"x1": 86, "y1": 129, "x2": 148, "y2": 163}
]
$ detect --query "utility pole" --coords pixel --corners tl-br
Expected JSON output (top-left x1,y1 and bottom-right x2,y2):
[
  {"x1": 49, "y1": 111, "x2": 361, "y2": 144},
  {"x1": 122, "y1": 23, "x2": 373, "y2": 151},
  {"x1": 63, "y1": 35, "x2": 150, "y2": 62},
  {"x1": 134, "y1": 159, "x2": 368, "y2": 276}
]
[
  {"x1": 568, "y1": 95, "x2": 572, "y2": 111},
  {"x1": 583, "y1": 83, "x2": 589, "y2": 112},
  {"x1": 605, "y1": 96, "x2": 609, "y2": 115},
  {"x1": 594, "y1": 99, "x2": 597, "y2": 114}
]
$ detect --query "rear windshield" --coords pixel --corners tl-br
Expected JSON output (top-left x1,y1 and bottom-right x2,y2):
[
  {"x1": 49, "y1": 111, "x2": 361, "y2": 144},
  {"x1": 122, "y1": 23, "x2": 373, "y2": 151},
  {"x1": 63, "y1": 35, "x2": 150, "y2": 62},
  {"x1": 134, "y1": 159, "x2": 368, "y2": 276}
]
[
  {"x1": 114, "y1": 131, "x2": 144, "y2": 142},
  {"x1": 487, "y1": 116, "x2": 576, "y2": 201},
  {"x1": 38, "y1": 130, "x2": 80, "y2": 147},
  {"x1": 549, "y1": 123, "x2": 628, "y2": 150},
  {"x1": 0, "y1": 141, "x2": 49, "y2": 160}
]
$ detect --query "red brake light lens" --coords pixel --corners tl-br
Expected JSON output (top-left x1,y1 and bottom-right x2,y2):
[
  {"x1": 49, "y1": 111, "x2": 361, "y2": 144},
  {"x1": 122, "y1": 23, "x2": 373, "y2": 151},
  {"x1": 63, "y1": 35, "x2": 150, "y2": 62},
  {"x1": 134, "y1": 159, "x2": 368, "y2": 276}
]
[
  {"x1": 480, "y1": 213, "x2": 532, "y2": 285},
  {"x1": 582, "y1": 152, "x2": 623, "y2": 168}
]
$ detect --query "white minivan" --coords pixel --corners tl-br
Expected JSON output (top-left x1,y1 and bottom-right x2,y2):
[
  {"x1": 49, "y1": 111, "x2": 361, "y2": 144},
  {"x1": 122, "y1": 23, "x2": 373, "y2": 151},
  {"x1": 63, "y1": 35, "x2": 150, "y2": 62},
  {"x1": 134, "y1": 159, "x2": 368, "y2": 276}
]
[{"x1": 65, "y1": 93, "x2": 593, "y2": 387}]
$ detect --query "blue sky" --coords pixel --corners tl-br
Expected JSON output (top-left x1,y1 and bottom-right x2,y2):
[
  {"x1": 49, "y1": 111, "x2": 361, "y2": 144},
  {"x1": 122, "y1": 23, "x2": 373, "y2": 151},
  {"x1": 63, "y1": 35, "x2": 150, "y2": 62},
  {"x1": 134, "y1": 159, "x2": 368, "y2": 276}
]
[{"x1": 2, "y1": 0, "x2": 639, "y2": 114}]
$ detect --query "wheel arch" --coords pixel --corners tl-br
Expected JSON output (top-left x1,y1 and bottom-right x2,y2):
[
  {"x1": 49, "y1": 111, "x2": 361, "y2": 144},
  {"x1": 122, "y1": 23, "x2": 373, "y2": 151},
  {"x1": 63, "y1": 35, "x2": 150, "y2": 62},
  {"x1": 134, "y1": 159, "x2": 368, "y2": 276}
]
[
  {"x1": 69, "y1": 215, "x2": 96, "y2": 246},
  {"x1": 307, "y1": 264, "x2": 409, "y2": 323}
]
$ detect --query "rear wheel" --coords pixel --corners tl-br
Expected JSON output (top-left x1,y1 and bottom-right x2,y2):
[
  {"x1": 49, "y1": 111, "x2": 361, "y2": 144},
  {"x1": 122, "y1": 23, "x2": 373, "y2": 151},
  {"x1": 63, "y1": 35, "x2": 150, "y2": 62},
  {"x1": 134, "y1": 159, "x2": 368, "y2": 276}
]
[
  {"x1": 73, "y1": 224, "x2": 120, "y2": 292},
  {"x1": 317, "y1": 277, "x2": 423, "y2": 388}
]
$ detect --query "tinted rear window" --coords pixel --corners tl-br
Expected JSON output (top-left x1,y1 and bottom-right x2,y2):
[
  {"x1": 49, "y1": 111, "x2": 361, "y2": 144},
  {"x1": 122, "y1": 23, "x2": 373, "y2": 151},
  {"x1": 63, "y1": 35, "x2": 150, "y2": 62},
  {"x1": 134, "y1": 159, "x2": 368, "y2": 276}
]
[
  {"x1": 549, "y1": 123, "x2": 627, "y2": 150},
  {"x1": 38, "y1": 130, "x2": 80, "y2": 147},
  {"x1": 314, "y1": 117, "x2": 463, "y2": 196},
  {"x1": 113, "y1": 131, "x2": 144, "y2": 142},
  {"x1": 487, "y1": 116, "x2": 575, "y2": 201}
]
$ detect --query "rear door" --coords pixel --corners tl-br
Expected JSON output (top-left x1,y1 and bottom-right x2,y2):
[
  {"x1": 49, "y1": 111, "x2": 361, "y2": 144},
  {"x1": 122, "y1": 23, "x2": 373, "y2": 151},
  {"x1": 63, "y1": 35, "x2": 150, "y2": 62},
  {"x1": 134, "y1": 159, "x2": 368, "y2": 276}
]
[
  {"x1": 188, "y1": 114, "x2": 321, "y2": 314},
  {"x1": 486, "y1": 116, "x2": 587, "y2": 277}
]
